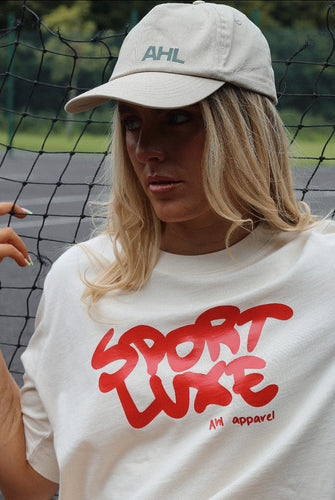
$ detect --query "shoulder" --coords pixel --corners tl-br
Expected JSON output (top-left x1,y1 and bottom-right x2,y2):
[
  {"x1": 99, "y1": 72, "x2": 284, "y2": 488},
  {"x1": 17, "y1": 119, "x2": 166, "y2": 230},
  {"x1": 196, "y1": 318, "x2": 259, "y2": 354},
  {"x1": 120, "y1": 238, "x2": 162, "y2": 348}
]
[
  {"x1": 54, "y1": 232, "x2": 114, "y2": 267},
  {"x1": 44, "y1": 233, "x2": 114, "y2": 290},
  {"x1": 304, "y1": 219, "x2": 335, "y2": 247},
  {"x1": 276, "y1": 219, "x2": 335, "y2": 279},
  {"x1": 310, "y1": 218, "x2": 335, "y2": 234},
  {"x1": 301, "y1": 219, "x2": 335, "y2": 261},
  {"x1": 270, "y1": 219, "x2": 335, "y2": 250}
]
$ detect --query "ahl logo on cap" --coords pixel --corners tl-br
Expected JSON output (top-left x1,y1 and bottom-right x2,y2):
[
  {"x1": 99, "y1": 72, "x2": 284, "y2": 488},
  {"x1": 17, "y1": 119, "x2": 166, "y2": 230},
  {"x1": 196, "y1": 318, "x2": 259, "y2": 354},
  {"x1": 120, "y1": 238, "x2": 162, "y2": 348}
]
[{"x1": 142, "y1": 46, "x2": 185, "y2": 64}]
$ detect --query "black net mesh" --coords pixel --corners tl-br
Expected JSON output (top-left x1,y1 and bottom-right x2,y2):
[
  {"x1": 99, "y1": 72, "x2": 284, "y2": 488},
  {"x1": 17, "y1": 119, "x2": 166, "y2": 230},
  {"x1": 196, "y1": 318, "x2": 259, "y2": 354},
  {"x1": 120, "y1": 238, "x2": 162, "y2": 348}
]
[{"x1": 0, "y1": 2, "x2": 334, "y2": 390}]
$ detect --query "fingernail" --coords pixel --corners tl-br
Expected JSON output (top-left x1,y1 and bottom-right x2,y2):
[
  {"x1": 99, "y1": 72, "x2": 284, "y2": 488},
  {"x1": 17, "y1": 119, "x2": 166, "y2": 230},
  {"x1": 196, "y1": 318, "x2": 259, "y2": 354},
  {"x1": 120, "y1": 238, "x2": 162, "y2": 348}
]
[
  {"x1": 25, "y1": 256, "x2": 34, "y2": 267},
  {"x1": 20, "y1": 208, "x2": 33, "y2": 215}
]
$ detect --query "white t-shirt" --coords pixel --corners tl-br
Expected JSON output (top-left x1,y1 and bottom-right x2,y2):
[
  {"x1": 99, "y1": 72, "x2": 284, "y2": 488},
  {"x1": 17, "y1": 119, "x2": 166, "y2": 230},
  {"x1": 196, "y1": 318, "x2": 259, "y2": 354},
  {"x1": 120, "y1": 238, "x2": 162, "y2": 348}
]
[{"x1": 21, "y1": 221, "x2": 335, "y2": 500}]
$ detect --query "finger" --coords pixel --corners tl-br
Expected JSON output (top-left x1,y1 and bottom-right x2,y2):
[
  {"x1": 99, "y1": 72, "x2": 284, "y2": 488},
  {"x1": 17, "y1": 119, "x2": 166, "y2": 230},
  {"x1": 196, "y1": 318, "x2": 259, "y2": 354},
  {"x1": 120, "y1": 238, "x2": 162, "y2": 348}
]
[
  {"x1": 0, "y1": 227, "x2": 30, "y2": 265},
  {"x1": 13, "y1": 205, "x2": 33, "y2": 219},
  {"x1": 0, "y1": 202, "x2": 16, "y2": 216},
  {"x1": 0, "y1": 202, "x2": 32, "y2": 219},
  {"x1": 0, "y1": 243, "x2": 30, "y2": 266}
]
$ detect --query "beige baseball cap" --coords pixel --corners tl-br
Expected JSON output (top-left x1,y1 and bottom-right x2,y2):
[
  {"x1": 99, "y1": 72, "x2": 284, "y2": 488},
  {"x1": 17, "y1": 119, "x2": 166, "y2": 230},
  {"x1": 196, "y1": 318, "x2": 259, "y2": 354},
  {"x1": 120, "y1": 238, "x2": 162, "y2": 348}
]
[{"x1": 65, "y1": 1, "x2": 277, "y2": 113}]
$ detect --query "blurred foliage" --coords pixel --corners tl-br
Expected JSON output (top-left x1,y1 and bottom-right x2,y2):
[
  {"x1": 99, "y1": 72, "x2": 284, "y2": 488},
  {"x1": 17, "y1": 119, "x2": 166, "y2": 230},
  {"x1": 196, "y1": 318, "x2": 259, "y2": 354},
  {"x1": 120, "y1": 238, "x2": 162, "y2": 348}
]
[
  {"x1": 42, "y1": 1, "x2": 95, "y2": 36},
  {"x1": 0, "y1": 0, "x2": 331, "y2": 32}
]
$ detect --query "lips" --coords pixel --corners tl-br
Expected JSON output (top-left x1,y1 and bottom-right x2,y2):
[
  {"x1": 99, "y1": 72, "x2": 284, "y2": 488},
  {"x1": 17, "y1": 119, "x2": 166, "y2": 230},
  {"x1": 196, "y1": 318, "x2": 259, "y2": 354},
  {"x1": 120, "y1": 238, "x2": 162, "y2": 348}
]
[{"x1": 147, "y1": 175, "x2": 182, "y2": 194}]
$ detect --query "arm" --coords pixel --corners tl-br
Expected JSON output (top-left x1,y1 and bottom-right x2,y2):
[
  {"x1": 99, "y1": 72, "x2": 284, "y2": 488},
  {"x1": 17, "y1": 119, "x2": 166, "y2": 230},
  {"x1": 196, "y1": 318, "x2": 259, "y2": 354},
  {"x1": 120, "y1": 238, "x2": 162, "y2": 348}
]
[
  {"x1": 0, "y1": 352, "x2": 59, "y2": 500},
  {"x1": 0, "y1": 203, "x2": 57, "y2": 498}
]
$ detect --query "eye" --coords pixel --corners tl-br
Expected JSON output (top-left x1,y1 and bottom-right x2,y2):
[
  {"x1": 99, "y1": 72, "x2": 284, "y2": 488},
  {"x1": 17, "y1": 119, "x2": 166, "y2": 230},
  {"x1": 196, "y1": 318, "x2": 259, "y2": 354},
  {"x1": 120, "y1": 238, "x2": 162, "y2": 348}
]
[
  {"x1": 167, "y1": 110, "x2": 191, "y2": 125},
  {"x1": 121, "y1": 116, "x2": 142, "y2": 132}
]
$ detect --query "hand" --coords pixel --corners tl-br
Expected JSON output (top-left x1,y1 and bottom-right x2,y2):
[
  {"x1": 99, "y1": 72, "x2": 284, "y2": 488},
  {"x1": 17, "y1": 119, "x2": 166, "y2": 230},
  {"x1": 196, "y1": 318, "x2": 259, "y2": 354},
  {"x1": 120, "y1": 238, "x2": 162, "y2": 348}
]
[{"x1": 0, "y1": 202, "x2": 33, "y2": 267}]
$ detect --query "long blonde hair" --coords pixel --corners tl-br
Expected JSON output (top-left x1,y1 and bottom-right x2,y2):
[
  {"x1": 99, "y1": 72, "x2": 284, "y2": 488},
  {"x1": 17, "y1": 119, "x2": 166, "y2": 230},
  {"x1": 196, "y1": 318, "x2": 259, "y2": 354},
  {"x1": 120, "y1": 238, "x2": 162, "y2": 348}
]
[
  {"x1": 201, "y1": 85, "x2": 312, "y2": 242},
  {"x1": 81, "y1": 85, "x2": 314, "y2": 309}
]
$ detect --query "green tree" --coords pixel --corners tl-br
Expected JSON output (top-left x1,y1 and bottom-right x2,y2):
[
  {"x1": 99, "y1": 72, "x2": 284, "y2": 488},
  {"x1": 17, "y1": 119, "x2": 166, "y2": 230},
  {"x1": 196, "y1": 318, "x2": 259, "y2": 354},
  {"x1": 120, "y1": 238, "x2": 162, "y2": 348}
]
[
  {"x1": 0, "y1": 1, "x2": 331, "y2": 32},
  {"x1": 42, "y1": 1, "x2": 95, "y2": 36},
  {"x1": 86, "y1": 0, "x2": 329, "y2": 31}
]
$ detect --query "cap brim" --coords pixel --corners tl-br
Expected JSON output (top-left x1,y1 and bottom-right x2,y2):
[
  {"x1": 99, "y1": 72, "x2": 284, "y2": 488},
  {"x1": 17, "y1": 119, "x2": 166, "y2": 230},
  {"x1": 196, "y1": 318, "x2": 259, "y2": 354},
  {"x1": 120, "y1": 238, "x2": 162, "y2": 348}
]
[{"x1": 65, "y1": 72, "x2": 225, "y2": 113}]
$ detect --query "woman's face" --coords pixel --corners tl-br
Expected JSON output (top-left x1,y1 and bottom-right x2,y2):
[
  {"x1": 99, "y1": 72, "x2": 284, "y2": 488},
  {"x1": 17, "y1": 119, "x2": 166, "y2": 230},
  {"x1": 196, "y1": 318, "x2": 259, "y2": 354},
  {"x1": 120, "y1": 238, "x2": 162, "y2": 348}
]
[{"x1": 120, "y1": 102, "x2": 216, "y2": 227}]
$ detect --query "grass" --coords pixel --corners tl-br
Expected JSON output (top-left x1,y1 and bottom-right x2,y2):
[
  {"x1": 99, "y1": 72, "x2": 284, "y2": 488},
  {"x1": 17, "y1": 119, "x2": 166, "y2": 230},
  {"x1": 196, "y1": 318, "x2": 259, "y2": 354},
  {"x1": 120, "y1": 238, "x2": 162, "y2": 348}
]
[
  {"x1": 288, "y1": 131, "x2": 335, "y2": 166},
  {"x1": 279, "y1": 109, "x2": 335, "y2": 167},
  {"x1": 288, "y1": 132, "x2": 335, "y2": 167},
  {"x1": 0, "y1": 131, "x2": 111, "y2": 154}
]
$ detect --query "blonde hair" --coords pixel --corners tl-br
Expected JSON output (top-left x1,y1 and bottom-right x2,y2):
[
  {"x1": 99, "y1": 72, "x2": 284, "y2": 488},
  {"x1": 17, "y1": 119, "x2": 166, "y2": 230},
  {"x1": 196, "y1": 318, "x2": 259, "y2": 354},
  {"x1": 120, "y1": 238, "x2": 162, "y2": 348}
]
[
  {"x1": 81, "y1": 85, "x2": 314, "y2": 310},
  {"x1": 201, "y1": 85, "x2": 313, "y2": 240}
]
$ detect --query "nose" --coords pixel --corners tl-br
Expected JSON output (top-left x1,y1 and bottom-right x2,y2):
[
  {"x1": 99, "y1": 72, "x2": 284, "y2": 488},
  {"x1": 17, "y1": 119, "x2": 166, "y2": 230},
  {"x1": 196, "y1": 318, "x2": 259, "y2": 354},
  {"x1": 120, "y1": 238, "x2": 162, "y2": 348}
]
[{"x1": 135, "y1": 125, "x2": 166, "y2": 163}]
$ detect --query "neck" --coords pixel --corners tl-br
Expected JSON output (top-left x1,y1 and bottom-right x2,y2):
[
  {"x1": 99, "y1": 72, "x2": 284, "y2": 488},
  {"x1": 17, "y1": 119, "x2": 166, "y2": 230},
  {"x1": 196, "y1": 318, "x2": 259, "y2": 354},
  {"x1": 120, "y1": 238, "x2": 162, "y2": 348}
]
[{"x1": 160, "y1": 218, "x2": 252, "y2": 255}]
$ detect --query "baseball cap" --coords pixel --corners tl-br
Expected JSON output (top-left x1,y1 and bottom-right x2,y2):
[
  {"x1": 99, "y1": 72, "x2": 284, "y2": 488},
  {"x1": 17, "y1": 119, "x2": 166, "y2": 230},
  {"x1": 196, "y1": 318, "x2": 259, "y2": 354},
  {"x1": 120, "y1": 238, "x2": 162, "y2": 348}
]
[{"x1": 65, "y1": 1, "x2": 277, "y2": 113}]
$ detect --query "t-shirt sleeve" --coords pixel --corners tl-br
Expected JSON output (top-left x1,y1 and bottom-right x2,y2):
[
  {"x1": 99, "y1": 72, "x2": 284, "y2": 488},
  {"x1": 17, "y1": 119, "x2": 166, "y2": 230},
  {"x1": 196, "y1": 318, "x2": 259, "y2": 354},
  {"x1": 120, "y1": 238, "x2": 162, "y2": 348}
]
[
  {"x1": 20, "y1": 369, "x2": 60, "y2": 483},
  {"x1": 20, "y1": 289, "x2": 60, "y2": 484},
  {"x1": 19, "y1": 240, "x2": 107, "y2": 486}
]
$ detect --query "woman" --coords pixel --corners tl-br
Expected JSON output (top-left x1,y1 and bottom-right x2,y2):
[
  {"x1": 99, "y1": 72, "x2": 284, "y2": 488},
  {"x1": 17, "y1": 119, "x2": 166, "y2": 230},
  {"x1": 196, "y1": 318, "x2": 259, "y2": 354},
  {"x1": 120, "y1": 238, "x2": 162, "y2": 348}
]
[{"x1": 1, "y1": 2, "x2": 334, "y2": 499}]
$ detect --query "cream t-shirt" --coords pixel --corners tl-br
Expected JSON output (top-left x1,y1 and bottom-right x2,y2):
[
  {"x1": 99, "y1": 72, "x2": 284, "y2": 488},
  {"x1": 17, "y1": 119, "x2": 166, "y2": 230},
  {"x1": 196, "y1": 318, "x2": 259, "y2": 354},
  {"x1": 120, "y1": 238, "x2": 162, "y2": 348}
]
[{"x1": 21, "y1": 222, "x2": 335, "y2": 499}]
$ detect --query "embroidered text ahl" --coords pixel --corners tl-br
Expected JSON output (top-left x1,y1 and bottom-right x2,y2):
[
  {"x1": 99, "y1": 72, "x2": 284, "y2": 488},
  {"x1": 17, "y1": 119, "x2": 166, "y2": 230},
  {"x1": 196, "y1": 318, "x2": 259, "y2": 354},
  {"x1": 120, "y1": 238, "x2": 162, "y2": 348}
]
[{"x1": 142, "y1": 46, "x2": 185, "y2": 64}]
